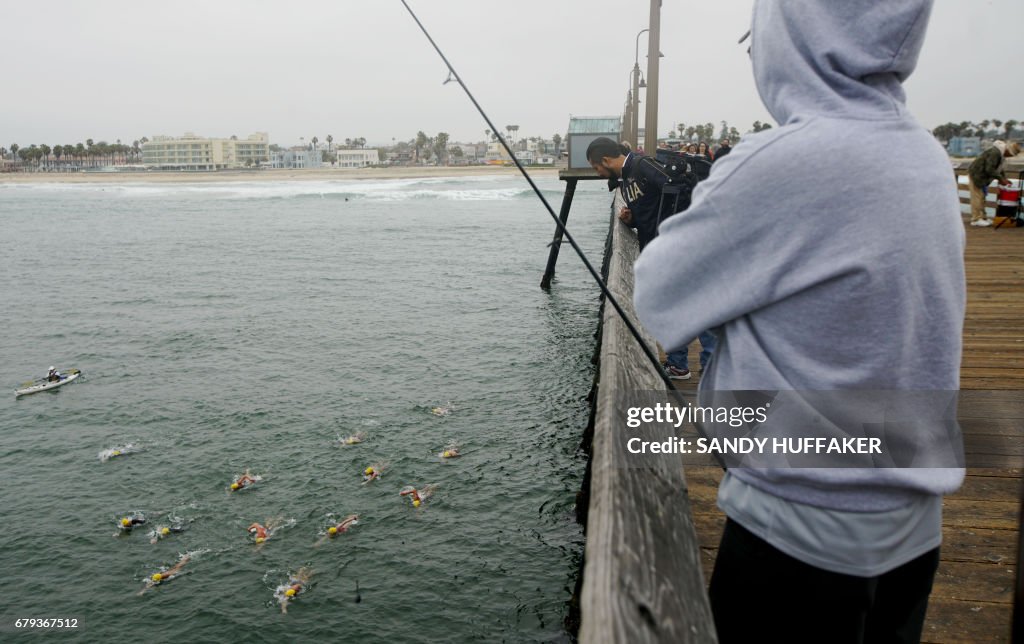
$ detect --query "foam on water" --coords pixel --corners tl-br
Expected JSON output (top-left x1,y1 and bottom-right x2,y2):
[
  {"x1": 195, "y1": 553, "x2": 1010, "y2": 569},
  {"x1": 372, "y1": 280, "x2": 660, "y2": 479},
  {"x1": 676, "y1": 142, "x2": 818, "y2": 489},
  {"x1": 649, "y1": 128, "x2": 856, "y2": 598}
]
[{"x1": 0, "y1": 175, "x2": 552, "y2": 202}]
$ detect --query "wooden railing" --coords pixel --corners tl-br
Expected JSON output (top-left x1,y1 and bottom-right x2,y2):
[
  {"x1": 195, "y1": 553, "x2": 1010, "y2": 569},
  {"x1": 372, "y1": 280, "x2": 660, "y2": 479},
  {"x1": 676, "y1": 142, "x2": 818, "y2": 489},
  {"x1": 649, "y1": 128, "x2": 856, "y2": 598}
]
[{"x1": 578, "y1": 193, "x2": 717, "y2": 643}]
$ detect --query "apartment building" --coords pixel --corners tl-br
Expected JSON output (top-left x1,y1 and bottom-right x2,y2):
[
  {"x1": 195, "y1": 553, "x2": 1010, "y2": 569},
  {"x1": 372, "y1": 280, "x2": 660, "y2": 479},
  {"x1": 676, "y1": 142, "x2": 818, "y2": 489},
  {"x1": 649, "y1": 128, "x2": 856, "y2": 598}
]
[{"x1": 142, "y1": 132, "x2": 269, "y2": 170}]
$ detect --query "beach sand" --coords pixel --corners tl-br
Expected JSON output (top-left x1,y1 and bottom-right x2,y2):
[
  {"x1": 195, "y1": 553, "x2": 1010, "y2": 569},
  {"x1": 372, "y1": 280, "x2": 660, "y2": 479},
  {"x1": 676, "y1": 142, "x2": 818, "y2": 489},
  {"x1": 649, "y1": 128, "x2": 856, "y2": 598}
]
[{"x1": 0, "y1": 165, "x2": 561, "y2": 184}]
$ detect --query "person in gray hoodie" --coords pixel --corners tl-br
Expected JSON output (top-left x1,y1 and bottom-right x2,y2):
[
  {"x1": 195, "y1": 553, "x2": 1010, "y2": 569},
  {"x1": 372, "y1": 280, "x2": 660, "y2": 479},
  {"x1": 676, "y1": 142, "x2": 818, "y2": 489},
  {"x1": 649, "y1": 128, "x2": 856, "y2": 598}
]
[{"x1": 633, "y1": 1, "x2": 965, "y2": 641}]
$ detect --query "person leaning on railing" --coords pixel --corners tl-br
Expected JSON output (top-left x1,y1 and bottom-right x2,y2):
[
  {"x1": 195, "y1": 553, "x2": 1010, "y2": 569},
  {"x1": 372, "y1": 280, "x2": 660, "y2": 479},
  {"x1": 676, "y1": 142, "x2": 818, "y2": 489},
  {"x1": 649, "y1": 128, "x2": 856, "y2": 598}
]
[{"x1": 967, "y1": 140, "x2": 1021, "y2": 227}]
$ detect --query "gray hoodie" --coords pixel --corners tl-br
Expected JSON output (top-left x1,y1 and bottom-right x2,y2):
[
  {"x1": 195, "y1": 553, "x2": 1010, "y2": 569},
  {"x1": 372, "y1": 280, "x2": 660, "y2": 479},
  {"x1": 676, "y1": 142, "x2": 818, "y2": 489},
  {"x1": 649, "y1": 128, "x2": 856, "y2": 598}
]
[{"x1": 633, "y1": 0, "x2": 965, "y2": 511}]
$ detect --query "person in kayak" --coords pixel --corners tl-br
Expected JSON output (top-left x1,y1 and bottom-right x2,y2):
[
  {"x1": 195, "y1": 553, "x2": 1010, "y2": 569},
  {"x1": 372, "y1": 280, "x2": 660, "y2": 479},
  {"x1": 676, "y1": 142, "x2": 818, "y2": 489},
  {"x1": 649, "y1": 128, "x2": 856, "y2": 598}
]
[{"x1": 47, "y1": 367, "x2": 60, "y2": 382}]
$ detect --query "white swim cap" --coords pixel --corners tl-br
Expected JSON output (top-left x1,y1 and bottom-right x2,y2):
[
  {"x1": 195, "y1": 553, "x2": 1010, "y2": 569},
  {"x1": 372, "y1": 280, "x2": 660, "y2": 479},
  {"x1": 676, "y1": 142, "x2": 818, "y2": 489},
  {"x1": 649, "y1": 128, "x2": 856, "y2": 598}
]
[{"x1": 49, "y1": 366, "x2": 55, "y2": 370}]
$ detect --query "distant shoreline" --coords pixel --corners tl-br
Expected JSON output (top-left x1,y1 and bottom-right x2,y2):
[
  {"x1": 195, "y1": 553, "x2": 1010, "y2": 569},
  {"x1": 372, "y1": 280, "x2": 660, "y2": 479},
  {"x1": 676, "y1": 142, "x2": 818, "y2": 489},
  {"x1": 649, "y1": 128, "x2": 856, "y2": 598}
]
[{"x1": 0, "y1": 165, "x2": 561, "y2": 184}]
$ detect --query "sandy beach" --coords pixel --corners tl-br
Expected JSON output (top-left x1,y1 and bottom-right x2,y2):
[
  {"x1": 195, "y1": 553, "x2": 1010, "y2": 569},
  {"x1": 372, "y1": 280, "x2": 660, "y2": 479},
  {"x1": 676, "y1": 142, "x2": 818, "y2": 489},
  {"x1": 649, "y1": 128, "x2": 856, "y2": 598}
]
[{"x1": 0, "y1": 165, "x2": 561, "y2": 184}]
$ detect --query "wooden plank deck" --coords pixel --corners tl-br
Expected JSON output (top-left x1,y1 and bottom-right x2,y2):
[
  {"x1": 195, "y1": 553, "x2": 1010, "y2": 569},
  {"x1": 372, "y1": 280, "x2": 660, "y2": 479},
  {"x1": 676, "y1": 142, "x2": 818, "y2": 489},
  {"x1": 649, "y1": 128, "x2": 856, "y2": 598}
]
[{"x1": 680, "y1": 217, "x2": 1024, "y2": 643}]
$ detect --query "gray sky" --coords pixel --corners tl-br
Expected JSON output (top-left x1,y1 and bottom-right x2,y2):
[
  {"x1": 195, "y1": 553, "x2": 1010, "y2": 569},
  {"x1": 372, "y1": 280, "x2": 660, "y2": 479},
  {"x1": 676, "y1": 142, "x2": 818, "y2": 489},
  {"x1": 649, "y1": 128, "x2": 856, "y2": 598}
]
[{"x1": 4, "y1": 1, "x2": 1021, "y2": 148}]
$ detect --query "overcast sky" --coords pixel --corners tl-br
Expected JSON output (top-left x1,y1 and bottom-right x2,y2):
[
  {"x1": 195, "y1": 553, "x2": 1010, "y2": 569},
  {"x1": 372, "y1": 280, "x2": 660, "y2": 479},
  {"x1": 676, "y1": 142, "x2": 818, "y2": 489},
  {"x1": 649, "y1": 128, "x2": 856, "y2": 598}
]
[{"x1": 4, "y1": 1, "x2": 1022, "y2": 148}]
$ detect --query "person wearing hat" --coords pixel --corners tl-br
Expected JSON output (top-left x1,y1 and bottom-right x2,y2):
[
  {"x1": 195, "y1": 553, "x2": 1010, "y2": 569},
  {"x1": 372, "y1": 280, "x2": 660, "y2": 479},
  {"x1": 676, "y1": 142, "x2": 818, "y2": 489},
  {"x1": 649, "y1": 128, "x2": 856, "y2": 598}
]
[
  {"x1": 967, "y1": 140, "x2": 1021, "y2": 227},
  {"x1": 47, "y1": 366, "x2": 60, "y2": 382}
]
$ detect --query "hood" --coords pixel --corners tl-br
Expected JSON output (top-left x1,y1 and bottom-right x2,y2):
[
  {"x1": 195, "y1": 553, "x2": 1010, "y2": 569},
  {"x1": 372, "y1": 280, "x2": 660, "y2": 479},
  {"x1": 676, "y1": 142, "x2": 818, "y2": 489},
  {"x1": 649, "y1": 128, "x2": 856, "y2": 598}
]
[{"x1": 751, "y1": 0, "x2": 933, "y2": 124}]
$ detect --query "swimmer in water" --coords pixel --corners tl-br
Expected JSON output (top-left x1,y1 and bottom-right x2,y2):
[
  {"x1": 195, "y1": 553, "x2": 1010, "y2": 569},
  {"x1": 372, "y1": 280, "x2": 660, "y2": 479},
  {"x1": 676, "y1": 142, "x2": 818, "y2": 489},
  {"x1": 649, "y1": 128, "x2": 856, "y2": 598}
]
[
  {"x1": 314, "y1": 514, "x2": 359, "y2": 546},
  {"x1": 361, "y1": 463, "x2": 385, "y2": 484},
  {"x1": 430, "y1": 402, "x2": 455, "y2": 416},
  {"x1": 117, "y1": 513, "x2": 147, "y2": 534},
  {"x1": 248, "y1": 518, "x2": 285, "y2": 547},
  {"x1": 275, "y1": 567, "x2": 313, "y2": 614},
  {"x1": 138, "y1": 554, "x2": 191, "y2": 595},
  {"x1": 249, "y1": 522, "x2": 268, "y2": 542},
  {"x1": 337, "y1": 431, "x2": 366, "y2": 446},
  {"x1": 100, "y1": 443, "x2": 141, "y2": 462},
  {"x1": 399, "y1": 485, "x2": 436, "y2": 508},
  {"x1": 439, "y1": 444, "x2": 461, "y2": 459},
  {"x1": 148, "y1": 521, "x2": 188, "y2": 544},
  {"x1": 231, "y1": 469, "x2": 259, "y2": 491}
]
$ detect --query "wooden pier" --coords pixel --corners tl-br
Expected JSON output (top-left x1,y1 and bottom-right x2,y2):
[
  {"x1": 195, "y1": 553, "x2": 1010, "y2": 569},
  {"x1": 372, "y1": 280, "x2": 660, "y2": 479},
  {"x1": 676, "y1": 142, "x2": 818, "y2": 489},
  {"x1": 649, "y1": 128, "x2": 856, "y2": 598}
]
[{"x1": 579, "y1": 182, "x2": 1022, "y2": 642}]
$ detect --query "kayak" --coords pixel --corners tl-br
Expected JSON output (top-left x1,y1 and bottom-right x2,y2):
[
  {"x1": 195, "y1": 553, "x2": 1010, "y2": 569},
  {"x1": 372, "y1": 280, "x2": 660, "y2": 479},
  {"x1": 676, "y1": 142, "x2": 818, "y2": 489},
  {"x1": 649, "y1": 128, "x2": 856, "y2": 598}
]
[{"x1": 15, "y1": 369, "x2": 82, "y2": 397}]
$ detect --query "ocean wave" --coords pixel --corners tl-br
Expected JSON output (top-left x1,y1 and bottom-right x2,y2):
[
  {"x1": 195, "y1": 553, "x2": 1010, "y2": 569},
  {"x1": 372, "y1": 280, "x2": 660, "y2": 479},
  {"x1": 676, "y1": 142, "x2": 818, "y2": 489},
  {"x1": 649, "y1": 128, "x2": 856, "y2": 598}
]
[{"x1": 0, "y1": 177, "x2": 559, "y2": 202}]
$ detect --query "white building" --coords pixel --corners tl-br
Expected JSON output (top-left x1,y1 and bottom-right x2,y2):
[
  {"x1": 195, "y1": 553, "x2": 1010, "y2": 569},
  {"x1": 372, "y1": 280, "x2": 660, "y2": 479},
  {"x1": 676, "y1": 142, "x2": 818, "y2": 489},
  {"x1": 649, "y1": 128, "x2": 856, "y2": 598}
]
[
  {"x1": 142, "y1": 132, "x2": 269, "y2": 170},
  {"x1": 333, "y1": 149, "x2": 379, "y2": 168},
  {"x1": 270, "y1": 148, "x2": 322, "y2": 169}
]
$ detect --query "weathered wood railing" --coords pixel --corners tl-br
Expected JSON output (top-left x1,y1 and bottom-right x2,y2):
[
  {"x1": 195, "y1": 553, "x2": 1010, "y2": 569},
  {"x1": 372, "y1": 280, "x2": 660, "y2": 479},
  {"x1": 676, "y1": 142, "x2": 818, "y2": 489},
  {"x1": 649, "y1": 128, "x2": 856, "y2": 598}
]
[{"x1": 578, "y1": 192, "x2": 717, "y2": 643}]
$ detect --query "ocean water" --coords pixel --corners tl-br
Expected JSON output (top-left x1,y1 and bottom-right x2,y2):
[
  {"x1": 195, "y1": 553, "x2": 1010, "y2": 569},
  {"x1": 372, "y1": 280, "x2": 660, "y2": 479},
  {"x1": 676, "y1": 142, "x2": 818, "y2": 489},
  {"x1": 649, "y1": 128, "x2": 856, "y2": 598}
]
[{"x1": 0, "y1": 174, "x2": 611, "y2": 641}]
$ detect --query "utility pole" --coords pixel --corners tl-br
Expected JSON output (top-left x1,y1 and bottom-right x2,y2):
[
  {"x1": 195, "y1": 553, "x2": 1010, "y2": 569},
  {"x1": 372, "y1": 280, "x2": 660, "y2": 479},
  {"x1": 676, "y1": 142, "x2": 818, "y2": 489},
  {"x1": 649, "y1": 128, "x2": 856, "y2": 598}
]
[{"x1": 644, "y1": 0, "x2": 661, "y2": 151}]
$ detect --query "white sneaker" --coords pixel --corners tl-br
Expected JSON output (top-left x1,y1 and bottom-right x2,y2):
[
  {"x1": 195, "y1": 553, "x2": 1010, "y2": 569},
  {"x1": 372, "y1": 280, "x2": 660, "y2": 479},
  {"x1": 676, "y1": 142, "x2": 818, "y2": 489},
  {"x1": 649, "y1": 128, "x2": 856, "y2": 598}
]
[{"x1": 970, "y1": 219, "x2": 992, "y2": 227}]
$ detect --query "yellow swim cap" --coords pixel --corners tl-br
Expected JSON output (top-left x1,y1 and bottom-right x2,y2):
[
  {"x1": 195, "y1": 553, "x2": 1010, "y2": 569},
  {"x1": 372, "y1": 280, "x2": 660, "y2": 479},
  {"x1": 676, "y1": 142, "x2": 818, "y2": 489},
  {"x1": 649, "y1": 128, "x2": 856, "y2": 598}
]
[
  {"x1": 121, "y1": 517, "x2": 131, "y2": 526},
  {"x1": 328, "y1": 526, "x2": 338, "y2": 535},
  {"x1": 152, "y1": 573, "x2": 163, "y2": 582},
  {"x1": 413, "y1": 499, "x2": 421, "y2": 507},
  {"x1": 161, "y1": 527, "x2": 170, "y2": 535},
  {"x1": 231, "y1": 483, "x2": 240, "y2": 490},
  {"x1": 113, "y1": 450, "x2": 122, "y2": 456},
  {"x1": 364, "y1": 467, "x2": 374, "y2": 475},
  {"x1": 256, "y1": 537, "x2": 265, "y2": 544},
  {"x1": 285, "y1": 588, "x2": 296, "y2": 597}
]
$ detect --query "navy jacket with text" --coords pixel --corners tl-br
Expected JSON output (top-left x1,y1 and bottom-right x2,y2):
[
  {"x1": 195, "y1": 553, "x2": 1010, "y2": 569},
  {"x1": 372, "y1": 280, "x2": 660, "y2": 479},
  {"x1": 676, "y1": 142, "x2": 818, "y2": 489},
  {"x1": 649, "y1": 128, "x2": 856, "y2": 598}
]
[{"x1": 619, "y1": 152, "x2": 673, "y2": 250}]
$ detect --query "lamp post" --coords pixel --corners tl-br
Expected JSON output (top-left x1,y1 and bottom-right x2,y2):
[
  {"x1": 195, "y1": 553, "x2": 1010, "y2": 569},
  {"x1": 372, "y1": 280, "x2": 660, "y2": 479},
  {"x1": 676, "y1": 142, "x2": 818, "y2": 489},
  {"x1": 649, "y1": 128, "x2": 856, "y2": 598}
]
[
  {"x1": 631, "y1": 28, "x2": 648, "y2": 149},
  {"x1": 623, "y1": 88, "x2": 633, "y2": 148},
  {"x1": 644, "y1": 0, "x2": 662, "y2": 151}
]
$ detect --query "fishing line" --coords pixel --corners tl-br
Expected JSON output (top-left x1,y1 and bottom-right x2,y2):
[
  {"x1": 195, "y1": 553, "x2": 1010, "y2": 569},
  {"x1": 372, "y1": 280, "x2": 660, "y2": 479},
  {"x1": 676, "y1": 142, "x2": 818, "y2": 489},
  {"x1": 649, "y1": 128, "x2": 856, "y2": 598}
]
[{"x1": 398, "y1": 0, "x2": 694, "y2": 401}]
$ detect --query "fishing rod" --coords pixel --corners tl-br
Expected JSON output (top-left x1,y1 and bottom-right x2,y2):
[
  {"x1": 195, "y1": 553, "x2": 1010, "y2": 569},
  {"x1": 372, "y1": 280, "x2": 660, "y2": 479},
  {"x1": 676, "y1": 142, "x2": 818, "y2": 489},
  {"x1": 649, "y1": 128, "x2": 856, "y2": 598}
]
[{"x1": 399, "y1": 0, "x2": 695, "y2": 403}]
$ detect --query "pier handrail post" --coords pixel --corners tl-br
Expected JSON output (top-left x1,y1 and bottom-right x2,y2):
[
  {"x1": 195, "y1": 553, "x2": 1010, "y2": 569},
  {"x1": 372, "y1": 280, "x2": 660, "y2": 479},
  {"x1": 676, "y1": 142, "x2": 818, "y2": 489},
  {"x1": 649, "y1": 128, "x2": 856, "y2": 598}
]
[{"x1": 541, "y1": 178, "x2": 579, "y2": 289}]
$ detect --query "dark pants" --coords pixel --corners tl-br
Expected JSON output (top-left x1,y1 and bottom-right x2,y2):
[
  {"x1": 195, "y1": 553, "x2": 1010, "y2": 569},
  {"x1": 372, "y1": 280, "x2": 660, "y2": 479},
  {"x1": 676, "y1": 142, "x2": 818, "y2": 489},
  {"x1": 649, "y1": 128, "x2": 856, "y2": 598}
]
[{"x1": 709, "y1": 518, "x2": 939, "y2": 644}]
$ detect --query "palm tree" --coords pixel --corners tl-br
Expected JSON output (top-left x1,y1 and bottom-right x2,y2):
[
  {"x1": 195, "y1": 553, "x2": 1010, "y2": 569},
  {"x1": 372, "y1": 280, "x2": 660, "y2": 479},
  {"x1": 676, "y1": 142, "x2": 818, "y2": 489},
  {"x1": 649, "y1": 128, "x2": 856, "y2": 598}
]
[
  {"x1": 415, "y1": 131, "x2": 429, "y2": 160},
  {"x1": 433, "y1": 132, "x2": 449, "y2": 165},
  {"x1": 10, "y1": 143, "x2": 19, "y2": 163},
  {"x1": 53, "y1": 144, "x2": 63, "y2": 167},
  {"x1": 40, "y1": 144, "x2": 51, "y2": 170},
  {"x1": 1004, "y1": 120, "x2": 1018, "y2": 138},
  {"x1": 326, "y1": 134, "x2": 333, "y2": 154},
  {"x1": 312, "y1": 136, "x2": 319, "y2": 154}
]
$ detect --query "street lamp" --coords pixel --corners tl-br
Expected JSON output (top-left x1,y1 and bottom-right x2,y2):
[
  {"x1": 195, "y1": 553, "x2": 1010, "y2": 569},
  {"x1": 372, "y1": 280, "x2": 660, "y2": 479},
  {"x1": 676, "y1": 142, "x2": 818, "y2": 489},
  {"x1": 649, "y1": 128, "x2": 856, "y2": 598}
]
[
  {"x1": 644, "y1": 0, "x2": 662, "y2": 152},
  {"x1": 631, "y1": 29, "x2": 648, "y2": 149}
]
